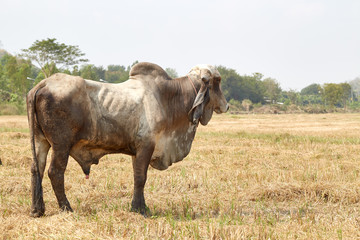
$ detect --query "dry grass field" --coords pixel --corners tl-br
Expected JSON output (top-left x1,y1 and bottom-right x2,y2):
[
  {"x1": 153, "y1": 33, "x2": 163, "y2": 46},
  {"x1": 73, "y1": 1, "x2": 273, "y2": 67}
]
[{"x1": 1, "y1": 113, "x2": 360, "y2": 239}]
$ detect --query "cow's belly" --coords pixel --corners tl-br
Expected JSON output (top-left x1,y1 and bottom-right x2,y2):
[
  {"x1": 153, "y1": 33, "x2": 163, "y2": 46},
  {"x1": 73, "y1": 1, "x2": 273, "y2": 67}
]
[
  {"x1": 69, "y1": 137, "x2": 134, "y2": 175},
  {"x1": 70, "y1": 138, "x2": 132, "y2": 162}
]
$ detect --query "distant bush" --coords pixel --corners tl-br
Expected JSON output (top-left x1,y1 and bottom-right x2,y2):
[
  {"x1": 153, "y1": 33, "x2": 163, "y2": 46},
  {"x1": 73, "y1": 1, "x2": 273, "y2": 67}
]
[
  {"x1": 303, "y1": 104, "x2": 327, "y2": 114},
  {"x1": 0, "y1": 90, "x2": 26, "y2": 115},
  {"x1": 228, "y1": 99, "x2": 242, "y2": 112},
  {"x1": 241, "y1": 99, "x2": 253, "y2": 112},
  {"x1": 253, "y1": 104, "x2": 283, "y2": 114},
  {"x1": 0, "y1": 103, "x2": 26, "y2": 115},
  {"x1": 349, "y1": 102, "x2": 360, "y2": 111},
  {"x1": 0, "y1": 89, "x2": 11, "y2": 102},
  {"x1": 285, "y1": 104, "x2": 303, "y2": 113}
]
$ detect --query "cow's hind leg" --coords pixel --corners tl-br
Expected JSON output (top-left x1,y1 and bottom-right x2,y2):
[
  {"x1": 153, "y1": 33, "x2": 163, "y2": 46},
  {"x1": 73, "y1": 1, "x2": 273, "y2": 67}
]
[
  {"x1": 30, "y1": 137, "x2": 50, "y2": 217},
  {"x1": 131, "y1": 144, "x2": 154, "y2": 216},
  {"x1": 48, "y1": 148, "x2": 73, "y2": 212}
]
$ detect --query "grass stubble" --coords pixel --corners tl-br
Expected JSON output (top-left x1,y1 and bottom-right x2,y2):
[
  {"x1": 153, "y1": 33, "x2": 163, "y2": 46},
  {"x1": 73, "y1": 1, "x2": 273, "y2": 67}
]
[{"x1": 1, "y1": 114, "x2": 360, "y2": 239}]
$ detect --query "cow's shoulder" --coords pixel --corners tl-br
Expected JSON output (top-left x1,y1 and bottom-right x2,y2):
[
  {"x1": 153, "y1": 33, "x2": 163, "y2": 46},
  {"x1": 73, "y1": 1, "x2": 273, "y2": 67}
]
[{"x1": 129, "y1": 62, "x2": 171, "y2": 80}]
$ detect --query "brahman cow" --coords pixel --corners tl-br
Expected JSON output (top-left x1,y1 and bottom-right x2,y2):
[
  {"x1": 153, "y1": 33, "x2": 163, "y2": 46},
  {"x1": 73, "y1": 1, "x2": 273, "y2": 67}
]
[{"x1": 27, "y1": 62, "x2": 229, "y2": 217}]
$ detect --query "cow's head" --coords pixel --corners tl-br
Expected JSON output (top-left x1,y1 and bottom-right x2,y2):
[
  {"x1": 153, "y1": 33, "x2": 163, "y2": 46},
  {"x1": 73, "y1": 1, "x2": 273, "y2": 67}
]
[{"x1": 188, "y1": 65, "x2": 229, "y2": 125}]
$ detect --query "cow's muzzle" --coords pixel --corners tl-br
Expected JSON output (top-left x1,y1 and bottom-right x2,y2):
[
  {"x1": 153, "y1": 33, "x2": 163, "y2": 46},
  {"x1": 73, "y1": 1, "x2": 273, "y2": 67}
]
[{"x1": 214, "y1": 104, "x2": 229, "y2": 114}]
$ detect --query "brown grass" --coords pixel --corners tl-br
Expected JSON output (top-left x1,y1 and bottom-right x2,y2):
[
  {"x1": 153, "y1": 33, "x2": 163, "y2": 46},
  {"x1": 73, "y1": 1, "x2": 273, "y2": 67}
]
[{"x1": 1, "y1": 114, "x2": 360, "y2": 239}]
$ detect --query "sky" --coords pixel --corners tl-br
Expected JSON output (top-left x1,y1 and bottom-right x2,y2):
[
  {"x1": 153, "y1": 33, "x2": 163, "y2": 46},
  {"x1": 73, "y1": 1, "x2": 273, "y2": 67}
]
[{"x1": 1, "y1": 0, "x2": 359, "y2": 91}]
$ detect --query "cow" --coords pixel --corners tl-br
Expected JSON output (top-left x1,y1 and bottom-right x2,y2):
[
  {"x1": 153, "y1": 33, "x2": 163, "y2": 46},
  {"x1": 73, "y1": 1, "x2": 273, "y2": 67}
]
[{"x1": 27, "y1": 62, "x2": 229, "y2": 217}]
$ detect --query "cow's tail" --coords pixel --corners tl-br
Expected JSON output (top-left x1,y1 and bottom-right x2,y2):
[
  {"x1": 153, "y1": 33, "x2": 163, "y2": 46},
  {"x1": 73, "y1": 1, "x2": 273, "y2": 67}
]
[{"x1": 27, "y1": 82, "x2": 45, "y2": 216}]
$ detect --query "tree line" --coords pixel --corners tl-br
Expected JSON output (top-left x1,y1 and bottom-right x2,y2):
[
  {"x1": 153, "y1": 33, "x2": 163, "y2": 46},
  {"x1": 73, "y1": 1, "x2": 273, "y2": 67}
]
[
  {"x1": 0, "y1": 38, "x2": 358, "y2": 114},
  {"x1": 218, "y1": 66, "x2": 355, "y2": 112}
]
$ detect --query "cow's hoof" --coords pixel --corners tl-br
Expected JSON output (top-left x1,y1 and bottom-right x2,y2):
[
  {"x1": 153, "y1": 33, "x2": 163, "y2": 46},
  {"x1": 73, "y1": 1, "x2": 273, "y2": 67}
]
[
  {"x1": 60, "y1": 204, "x2": 73, "y2": 212},
  {"x1": 131, "y1": 205, "x2": 151, "y2": 217},
  {"x1": 30, "y1": 209, "x2": 45, "y2": 218},
  {"x1": 30, "y1": 202, "x2": 45, "y2": 218}
]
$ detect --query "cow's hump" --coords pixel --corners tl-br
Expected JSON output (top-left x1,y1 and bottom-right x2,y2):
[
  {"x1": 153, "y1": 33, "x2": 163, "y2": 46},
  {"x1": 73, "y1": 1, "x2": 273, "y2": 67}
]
[{"x1": 129, "y1": 62, "x2": 171, "y2": 80}]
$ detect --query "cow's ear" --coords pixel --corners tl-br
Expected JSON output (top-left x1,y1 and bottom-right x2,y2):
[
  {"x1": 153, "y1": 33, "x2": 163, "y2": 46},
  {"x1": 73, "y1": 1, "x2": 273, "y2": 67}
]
[{"x1": 188, "y1": 79, "x2": 210, "y2": 124}]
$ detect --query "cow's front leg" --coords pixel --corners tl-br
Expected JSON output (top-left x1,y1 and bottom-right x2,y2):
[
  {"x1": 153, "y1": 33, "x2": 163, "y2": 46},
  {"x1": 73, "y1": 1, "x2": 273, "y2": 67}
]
[
  {"x1": 131, "y1": 144, "x2": 154, "y2": 216},
  {"x1": 48, "y1": 149, "x2": 73, "y2": 212}
]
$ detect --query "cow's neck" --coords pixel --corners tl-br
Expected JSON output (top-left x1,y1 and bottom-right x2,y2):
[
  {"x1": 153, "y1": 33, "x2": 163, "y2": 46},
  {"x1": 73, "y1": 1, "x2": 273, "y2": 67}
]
[
  {"x1": 181, "y1": 73, "x2": 202, "y2": 106},
  {"x1": 156, "y1": 74, "x2": 201, "y2": 126}
]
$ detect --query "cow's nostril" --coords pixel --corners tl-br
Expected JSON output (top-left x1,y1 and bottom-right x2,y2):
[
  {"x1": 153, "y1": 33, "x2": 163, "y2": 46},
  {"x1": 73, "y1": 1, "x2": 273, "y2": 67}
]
[{"x1": 216, "y1": 104, "x2": 229, "y2": 113}]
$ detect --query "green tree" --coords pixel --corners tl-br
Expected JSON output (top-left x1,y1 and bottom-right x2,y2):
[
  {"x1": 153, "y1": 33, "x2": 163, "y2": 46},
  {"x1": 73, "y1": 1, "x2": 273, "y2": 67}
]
[
  {"x1": 105, "y1": 64, "x2": 129, "y2": 83},
  {"x1": 80, "y1": 64, "x2": 100, "y2": 80},
  {"x1": 13, "y1": 59, "x2": 31, "y2": 97},
  {"x1": 243, "y1": 74, "x2": 265, "y2": 103},
  {"x1": 21, "y1": 38, "x2": 88, "y2": 78},
  {"x1": 217, "y1": 66, "x2": 265, "y2": 103},
  {"x1": 0, "y1": 49, "x2": 8, "y2": 59},
  {"x1": 165, "y1": 67, "x2": 178, "y2": 78},
  {"x1": 252, "y1": 72, "x2": 264, "y2": 81},
  {"x1": 0, "y1": 53, "x2": 32, "y2": 97},
  {"x1": 94, "y1": 66, "x2": 106, "y2": 80},
  {"x1": 322, "y1": 83, "x2": 343, "y2": 108},
  {"x1": 349, "y1": 77, "x2": 360, "y2": 100},
  {"x1": 297, "y1": 84, "x2": 322, "y2": 105},
  {"x1": 263, "y1": 78, "x2": 281, "y2": 103},
  {"x1": 281, "y1": 90, "x2": 299, "y2": 105},
  {"x1": 340, "y1": 83, "x2": 352, "y2": 109},
  {"x1": 301, "y1": 83, "x2": 321, "y2": 95},
  {"x1": 2, "y1": 54, "x2": 18, "y2": 93},
  {"x1": 72, "y1": 65, "x2": 80, "y2": 76},
  {"x1": 217, "y1": 66, "x2": 239, "y2": 100},
  {"x1": 0, "y1": 63, "x2": 4, "y2": 90}
]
